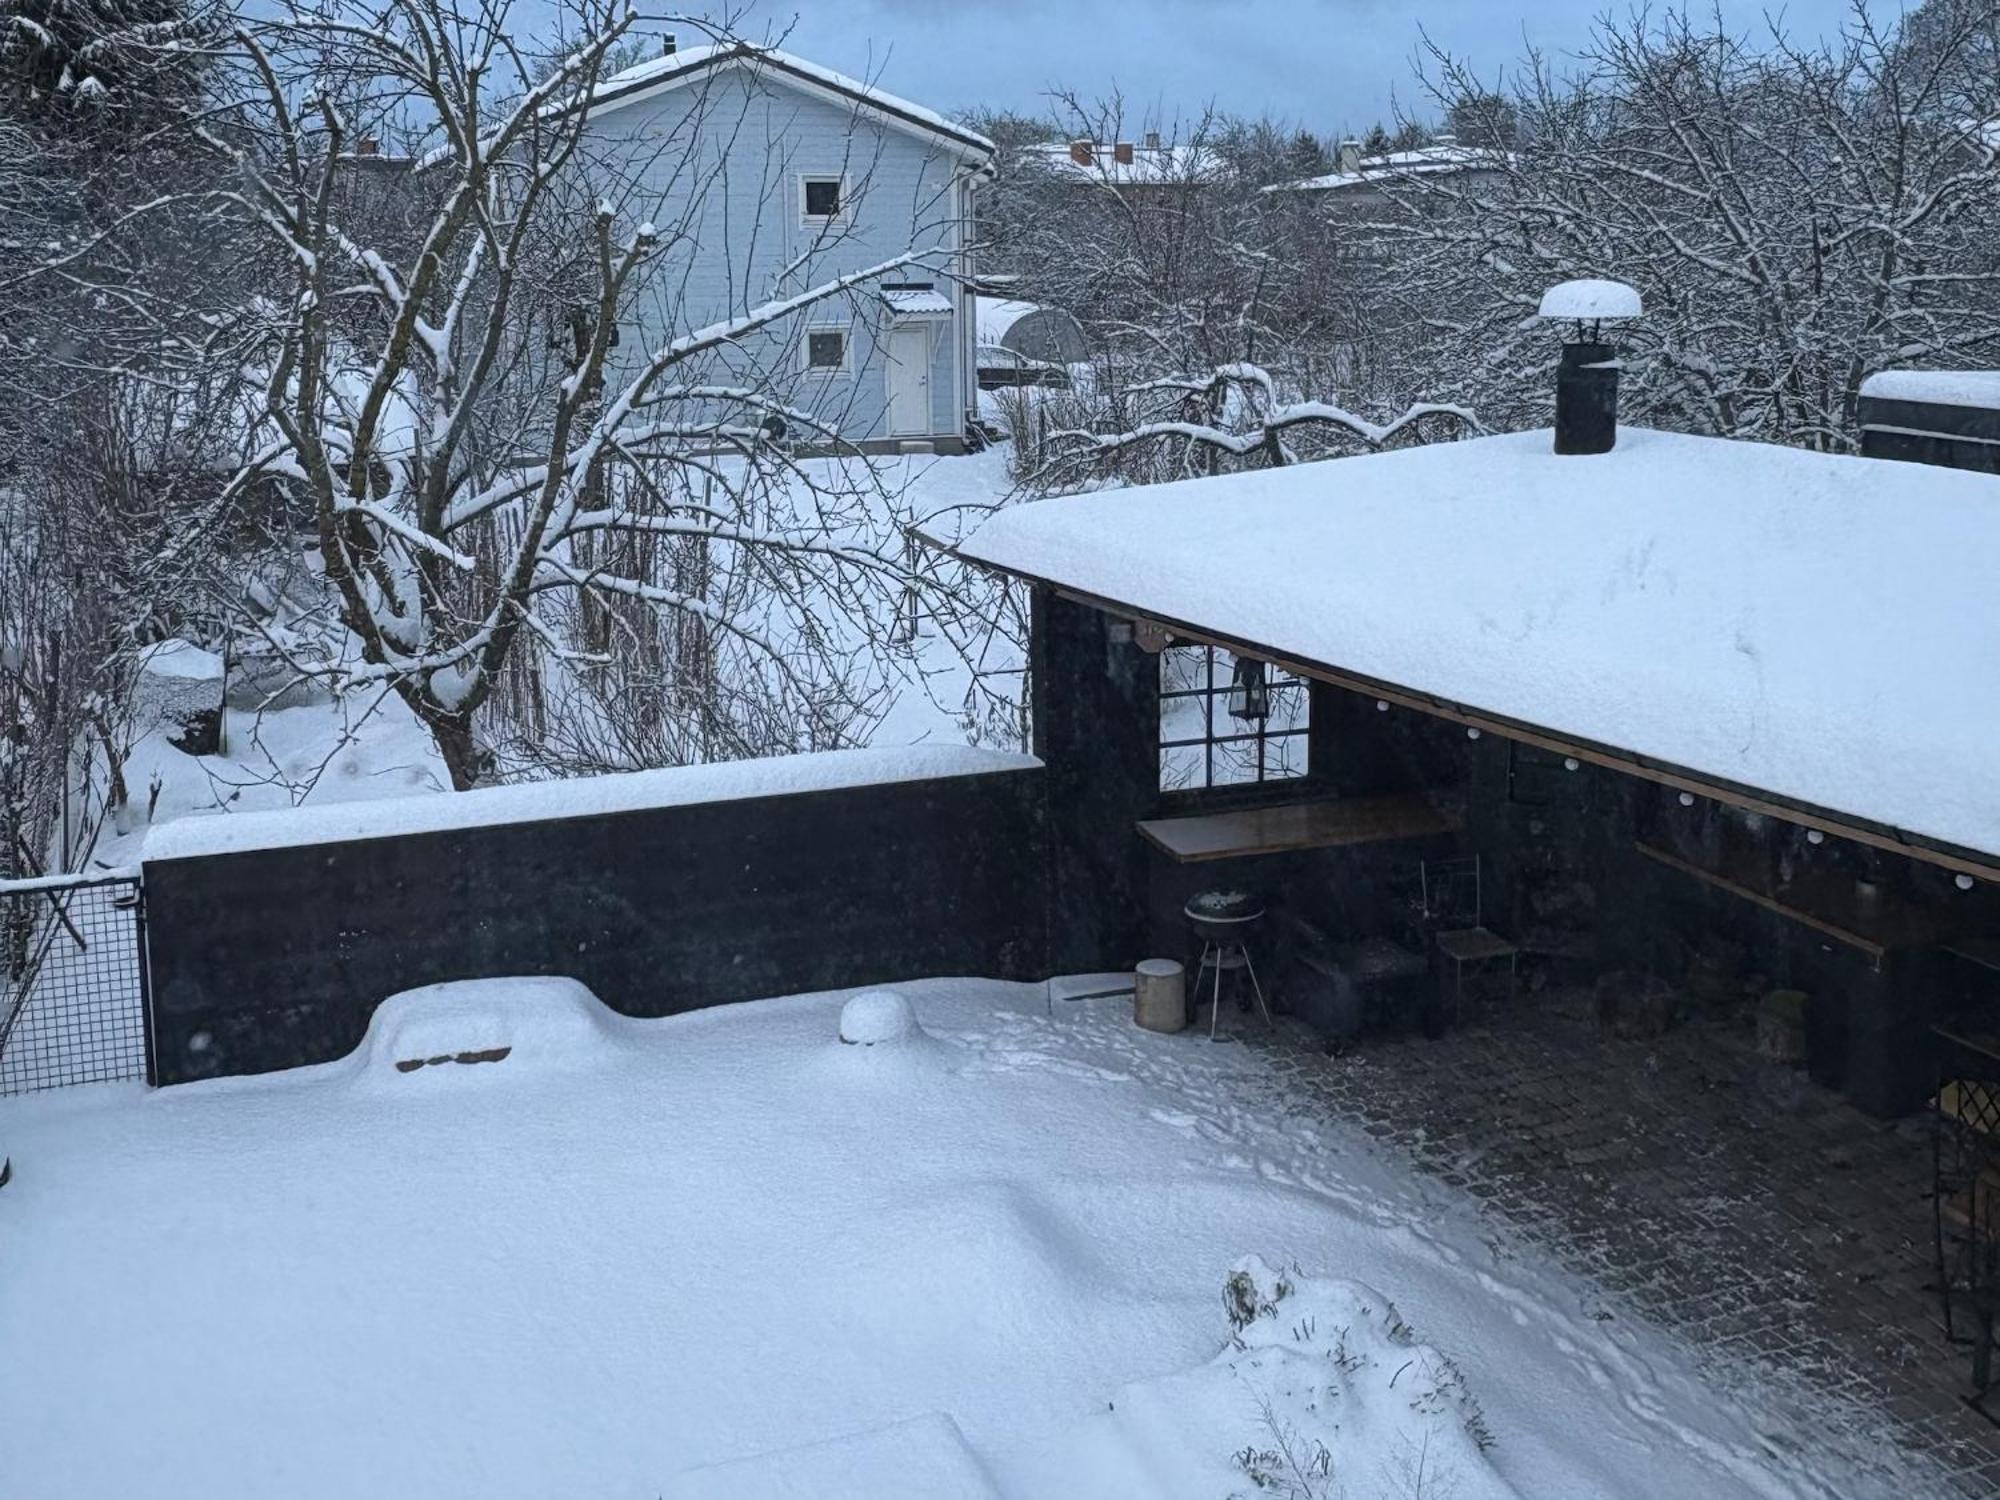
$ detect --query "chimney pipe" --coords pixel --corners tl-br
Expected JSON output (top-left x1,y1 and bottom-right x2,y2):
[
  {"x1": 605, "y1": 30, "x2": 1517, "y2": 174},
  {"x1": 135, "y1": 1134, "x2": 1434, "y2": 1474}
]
[
  {"x1": 1144, "y1": 130, "x2": 1161, "y2": 151},
  {"x1": 1536, "y1": 278, "x2": 1642, "y2": 456},
  {"x1": 1554, "y1": 343, "x2": 1620, "y2": 455},
  {"x1": 661, "y1": 32, "x2": 676, "y2": 56}
]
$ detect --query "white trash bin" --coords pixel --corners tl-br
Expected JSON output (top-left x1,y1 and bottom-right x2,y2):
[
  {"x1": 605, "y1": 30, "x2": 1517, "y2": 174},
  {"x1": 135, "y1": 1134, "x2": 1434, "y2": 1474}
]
[{"x1": 1134, "y1": 959, "x2": 1187, "y2": 1034}]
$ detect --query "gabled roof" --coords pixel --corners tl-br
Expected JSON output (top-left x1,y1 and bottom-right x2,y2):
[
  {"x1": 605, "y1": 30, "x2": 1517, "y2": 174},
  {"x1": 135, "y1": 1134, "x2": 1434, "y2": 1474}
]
[
  {"x1": 585, "y1": 42, "x2": 993, "y2": 162},
  {"x1": 950, "y1": 427, "x2": 2000, "y2": 873}
]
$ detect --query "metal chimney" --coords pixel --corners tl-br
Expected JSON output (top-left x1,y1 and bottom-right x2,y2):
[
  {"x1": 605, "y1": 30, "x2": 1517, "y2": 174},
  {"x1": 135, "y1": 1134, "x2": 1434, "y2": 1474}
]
[{"x1": 1536, "y1": 278, "x2": 1642, "y2": 455}]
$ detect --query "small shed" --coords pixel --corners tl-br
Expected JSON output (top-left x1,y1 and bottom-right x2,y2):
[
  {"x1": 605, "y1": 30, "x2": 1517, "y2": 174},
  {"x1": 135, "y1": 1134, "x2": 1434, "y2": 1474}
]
[
  {"x1": 942, "y1": 422, "x2": 2000, "y2": 1118},
  {"x1": 975, "y1": 297, "x2": 1088, "y2": 374}
]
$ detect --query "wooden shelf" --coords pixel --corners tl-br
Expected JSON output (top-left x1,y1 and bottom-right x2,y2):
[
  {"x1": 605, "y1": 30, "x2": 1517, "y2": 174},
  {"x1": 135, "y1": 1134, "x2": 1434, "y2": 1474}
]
[
  {"x1": 1633, "y1": 838, "x2": 1954, "y2": 962},
  {"x1": 1138, "y1": 792, "x2": 1462, "y2": 864}
]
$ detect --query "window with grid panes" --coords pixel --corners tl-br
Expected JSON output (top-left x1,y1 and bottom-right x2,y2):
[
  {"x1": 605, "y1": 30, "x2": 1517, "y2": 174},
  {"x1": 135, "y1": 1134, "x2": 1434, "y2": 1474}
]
[{"x1": 1157, "y1": 643, "x2": 1309, "y2": 793}]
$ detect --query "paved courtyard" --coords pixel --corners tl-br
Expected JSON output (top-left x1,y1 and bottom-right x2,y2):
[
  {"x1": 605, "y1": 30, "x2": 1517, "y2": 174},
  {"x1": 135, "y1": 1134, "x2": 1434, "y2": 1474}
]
[{"x1": 1248, "y1": 990, "x2": 2000, "y2": 1499}]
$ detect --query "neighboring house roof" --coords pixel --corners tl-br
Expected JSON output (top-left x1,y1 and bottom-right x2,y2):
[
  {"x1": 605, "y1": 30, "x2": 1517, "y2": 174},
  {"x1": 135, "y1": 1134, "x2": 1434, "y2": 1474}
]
[
  {"x1": 949, "y1": 426, "x2": 2000, "y2": 869},
  {"x1": 1270, "y1": 142, "x2": 1513, "y2": 194},
  {"x1": 586, "y1": 43, "x2": 994, "y2": 161},
  {"x1": 1022, "y1": 140, "x2": 1222, "y2": 186}
]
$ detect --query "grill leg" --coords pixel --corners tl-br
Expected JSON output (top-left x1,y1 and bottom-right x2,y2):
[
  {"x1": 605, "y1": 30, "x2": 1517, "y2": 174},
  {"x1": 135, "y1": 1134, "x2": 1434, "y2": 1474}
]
[
  {"x1": 1209, "y1": 941, "x2": 1225, "y2": 1042},
  {"x1": 1241, "y1": 944, "x2": 1274, "y2": 1030}
]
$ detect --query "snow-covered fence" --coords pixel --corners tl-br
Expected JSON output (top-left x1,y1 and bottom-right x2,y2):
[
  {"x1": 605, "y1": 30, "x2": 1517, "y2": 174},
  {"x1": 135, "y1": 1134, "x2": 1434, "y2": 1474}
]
[
  {"x1": 0, "y1": 871, "x2": 151, "y2": 1095},
  {"x1": 140, "y1": 747, "x2": 1049, "y2": 1084}
]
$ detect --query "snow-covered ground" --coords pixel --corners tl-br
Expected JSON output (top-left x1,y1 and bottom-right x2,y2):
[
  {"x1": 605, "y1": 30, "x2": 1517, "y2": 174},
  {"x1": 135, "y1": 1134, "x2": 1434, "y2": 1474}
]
[
  {"x1": 1, "y1": 978, "x2": 1869, "y2": 1499},
  {"x1": 86, "y1": 446, "x2": 1021, "y2": 869}
]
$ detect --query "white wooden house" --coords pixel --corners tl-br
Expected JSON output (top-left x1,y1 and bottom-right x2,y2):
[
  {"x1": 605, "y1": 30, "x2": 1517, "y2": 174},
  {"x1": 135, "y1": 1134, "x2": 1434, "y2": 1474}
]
[{"x1": 578, "y1": 43, "x2": 994, "y2": 452}]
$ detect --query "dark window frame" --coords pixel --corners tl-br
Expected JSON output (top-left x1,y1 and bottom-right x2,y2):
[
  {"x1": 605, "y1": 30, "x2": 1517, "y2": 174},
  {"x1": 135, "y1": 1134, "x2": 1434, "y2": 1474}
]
[
  {"x1": 801, "y1": 175, "x2": 844, "y2": 220},
  {"x1": 1157, "y1": 642, "x2": 1310, "y2": 797},
  {"x1": 803, "y1": 326, "x2": 850, "y2": 374}
]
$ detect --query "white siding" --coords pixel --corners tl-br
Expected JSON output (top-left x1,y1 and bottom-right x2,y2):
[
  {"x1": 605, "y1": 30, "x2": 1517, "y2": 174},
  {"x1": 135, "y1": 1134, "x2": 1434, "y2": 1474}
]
[{"x1": 579, "y1": 64, "x2": 980, "y2": 444}]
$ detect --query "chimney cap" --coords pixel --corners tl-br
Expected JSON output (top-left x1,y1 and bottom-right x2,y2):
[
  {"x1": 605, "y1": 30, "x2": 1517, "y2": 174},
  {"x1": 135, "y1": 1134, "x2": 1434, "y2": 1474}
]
[{"x1": 1537, "y1": 278, "x2": 1642, "y2": 323}]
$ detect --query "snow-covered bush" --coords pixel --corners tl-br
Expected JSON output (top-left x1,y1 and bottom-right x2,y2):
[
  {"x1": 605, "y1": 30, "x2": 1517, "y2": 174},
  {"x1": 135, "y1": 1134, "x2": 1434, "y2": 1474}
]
[{"x1": 1216, "y1": 1256, "x2": 1501, "y2": 1500}]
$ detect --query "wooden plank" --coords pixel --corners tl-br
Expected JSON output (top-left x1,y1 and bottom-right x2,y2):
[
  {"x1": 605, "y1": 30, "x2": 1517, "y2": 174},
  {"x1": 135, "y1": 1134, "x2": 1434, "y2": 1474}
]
[
  {"x1": 1634, "y1": 840, "x2": 1889, "y2": 962},
  {"x1": 1138, "y1": 793, "x2": 1463, "y2": 863}
]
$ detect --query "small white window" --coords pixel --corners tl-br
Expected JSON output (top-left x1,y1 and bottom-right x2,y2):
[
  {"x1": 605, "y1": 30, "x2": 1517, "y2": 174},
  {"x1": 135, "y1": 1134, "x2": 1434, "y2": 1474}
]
[
  {"x1": 801, "y1": 176, "x2": 843, "y2": 221},
  {"x1": 803, "y1": 326, "x2": 849, "y2": 374}
]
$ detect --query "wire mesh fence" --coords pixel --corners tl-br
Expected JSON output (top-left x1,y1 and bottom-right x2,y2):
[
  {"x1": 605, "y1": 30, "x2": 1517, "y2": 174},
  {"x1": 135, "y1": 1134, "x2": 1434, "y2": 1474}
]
[{"x1": 0, "y1": 874, "x2": 150, "y2": 1096}]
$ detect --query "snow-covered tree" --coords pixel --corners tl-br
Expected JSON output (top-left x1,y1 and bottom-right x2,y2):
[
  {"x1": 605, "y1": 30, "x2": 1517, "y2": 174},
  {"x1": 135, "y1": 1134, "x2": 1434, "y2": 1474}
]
[
  {"x1": 1361, "y1": 4, "x2": 2000, "y2": 446},
  {"x1": 164, "y1": 0, "x2": 967, "y2": 789}
]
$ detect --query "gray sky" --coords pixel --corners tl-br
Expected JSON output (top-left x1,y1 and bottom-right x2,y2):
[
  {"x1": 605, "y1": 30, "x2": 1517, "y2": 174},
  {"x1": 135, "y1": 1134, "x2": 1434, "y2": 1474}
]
[{"x1": 715, "y1": 1, "x2": 1873, "y2": 133}]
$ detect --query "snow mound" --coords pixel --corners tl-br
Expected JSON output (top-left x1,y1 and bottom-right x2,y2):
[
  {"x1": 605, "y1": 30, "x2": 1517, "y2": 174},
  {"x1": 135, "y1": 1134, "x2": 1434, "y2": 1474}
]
[
  {"x1": 661, "y1": 1411, "x2": 999, "y2": 1499},
  {"x1": 1538, "y1": 277, "x2": 1642, "y2": 320},
  {"x1": 349, "y1": 977, "x2": 629, "y2": 1081},
  {"x1": 138, "y1": 639, "x2": 224, "y2": 681},
  {"x1": 839, "y1": 989, "x2": 923, "y2": 1046},
  {"x1": 1079, "y1": 1256, "x2": 1517, "y2": 1499}
]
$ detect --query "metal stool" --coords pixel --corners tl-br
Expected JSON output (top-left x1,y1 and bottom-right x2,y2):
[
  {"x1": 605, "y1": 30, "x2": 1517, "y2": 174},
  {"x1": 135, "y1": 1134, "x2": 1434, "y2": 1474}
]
[{"x1": 1185, "y1": 889, "x2": 1273, "y2": 1041}]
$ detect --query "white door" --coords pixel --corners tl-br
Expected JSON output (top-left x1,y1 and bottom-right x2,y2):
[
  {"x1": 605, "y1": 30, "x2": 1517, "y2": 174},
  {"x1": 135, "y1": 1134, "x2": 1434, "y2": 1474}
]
[{"x1": 886, "y1": 322, "x2": 931, "y2": 437}]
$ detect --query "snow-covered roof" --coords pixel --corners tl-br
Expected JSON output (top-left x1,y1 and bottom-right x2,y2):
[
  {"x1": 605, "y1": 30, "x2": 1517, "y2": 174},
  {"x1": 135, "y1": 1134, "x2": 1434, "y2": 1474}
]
[
  {"x1": 974, "y1": 297, "x2": 1043, "y2": 345},
  {"x1": 1538, "y1": 278, "x2": 1642, "y2": 321},
  {"x1": 953, "y1": 427, "x2": 2000, "y2": 864},
  {"x1": 1022, "y1": 140, "x2": 1221, "y2": 186},
  {"x1": 138, "y1": 639, "x2": 223, "y2": 682},
  {"x1": 881, "y1": 288, "x2": 954, "y2": 316},
  {"x1": 1270, "y1": 142, "x2": 1513, "y2": 193},
  {"x1": 143, "y1": 745, "x2": 1039, "y2": 862},
  {"x1": 1859, "y1": 370, "x2": 2000, "y2": 412},
  {"x1": 587, "y1": 43, "x2": 993, "y2": 160}
]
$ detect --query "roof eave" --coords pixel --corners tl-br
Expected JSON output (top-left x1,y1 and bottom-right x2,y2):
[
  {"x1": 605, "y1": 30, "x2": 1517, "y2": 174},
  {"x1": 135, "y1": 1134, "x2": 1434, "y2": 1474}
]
[
  {"x1": 924, "y1": 533, "x2": 2000, "y2": 884},
  {"x1": 585, "y1": 45, "x2": 994, "y2": 163}
]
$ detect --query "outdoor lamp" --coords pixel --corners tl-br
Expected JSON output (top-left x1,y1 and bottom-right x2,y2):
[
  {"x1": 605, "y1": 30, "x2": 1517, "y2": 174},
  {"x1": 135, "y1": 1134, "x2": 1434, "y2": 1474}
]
[{"x1": 1227, "y1": 657, "x2": 1270, "y2": 722}]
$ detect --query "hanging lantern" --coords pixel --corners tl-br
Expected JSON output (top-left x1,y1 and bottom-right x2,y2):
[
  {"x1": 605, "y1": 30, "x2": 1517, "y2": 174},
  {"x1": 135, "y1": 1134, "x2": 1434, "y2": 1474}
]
[{"x1": 1227, "y1": 657, "x2": 1270, "y2": 722}]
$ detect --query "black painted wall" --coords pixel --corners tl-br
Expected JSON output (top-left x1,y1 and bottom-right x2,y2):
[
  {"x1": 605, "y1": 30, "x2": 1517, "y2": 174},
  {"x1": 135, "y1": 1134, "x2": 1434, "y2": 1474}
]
[
  {"x1": 144, "y1": 766, "x2": 1049, "y2": 1083},
  {"x1": 1033, "y1": 587, "x2": 1161, "y2": 973},
  {"x1": 1029, "y1": 594, "x2": 1997, "y2": 1118}
]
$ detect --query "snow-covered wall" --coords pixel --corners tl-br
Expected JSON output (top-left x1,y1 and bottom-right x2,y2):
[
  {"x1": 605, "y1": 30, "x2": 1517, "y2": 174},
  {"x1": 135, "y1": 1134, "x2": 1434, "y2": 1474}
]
[{"x1": 142, "y1": 747, "x2": 1048, "y2": 1083}]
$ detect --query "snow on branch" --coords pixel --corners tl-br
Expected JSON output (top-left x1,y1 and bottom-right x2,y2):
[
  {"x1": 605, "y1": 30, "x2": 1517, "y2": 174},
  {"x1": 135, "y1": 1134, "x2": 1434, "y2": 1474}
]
[{"x1": 1041, "y1": 363, "x2": 1481, "y2": 485}]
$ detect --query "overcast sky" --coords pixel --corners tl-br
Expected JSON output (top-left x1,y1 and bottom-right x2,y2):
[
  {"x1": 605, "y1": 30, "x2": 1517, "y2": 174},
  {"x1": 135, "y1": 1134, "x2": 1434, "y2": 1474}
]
[{"x1": 709, "y1": 1, "x2": 1873, "y2": 134}]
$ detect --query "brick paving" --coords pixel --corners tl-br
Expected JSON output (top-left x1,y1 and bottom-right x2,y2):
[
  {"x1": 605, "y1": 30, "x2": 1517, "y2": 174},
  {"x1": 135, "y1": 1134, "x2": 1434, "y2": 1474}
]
[{"x1": 1245, "y1": 991, "x2": 2000, "y2": 1498}]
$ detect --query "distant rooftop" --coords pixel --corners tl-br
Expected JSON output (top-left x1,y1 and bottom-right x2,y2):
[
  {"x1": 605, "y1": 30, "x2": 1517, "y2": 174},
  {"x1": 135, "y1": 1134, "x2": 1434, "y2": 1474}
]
[
  {"x1": 1022, "y1": 138, "x2": 1221, "y2": 186},
  {"x1": 1270, "y1": 140, "x2": 1513, "y2": 194}
]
